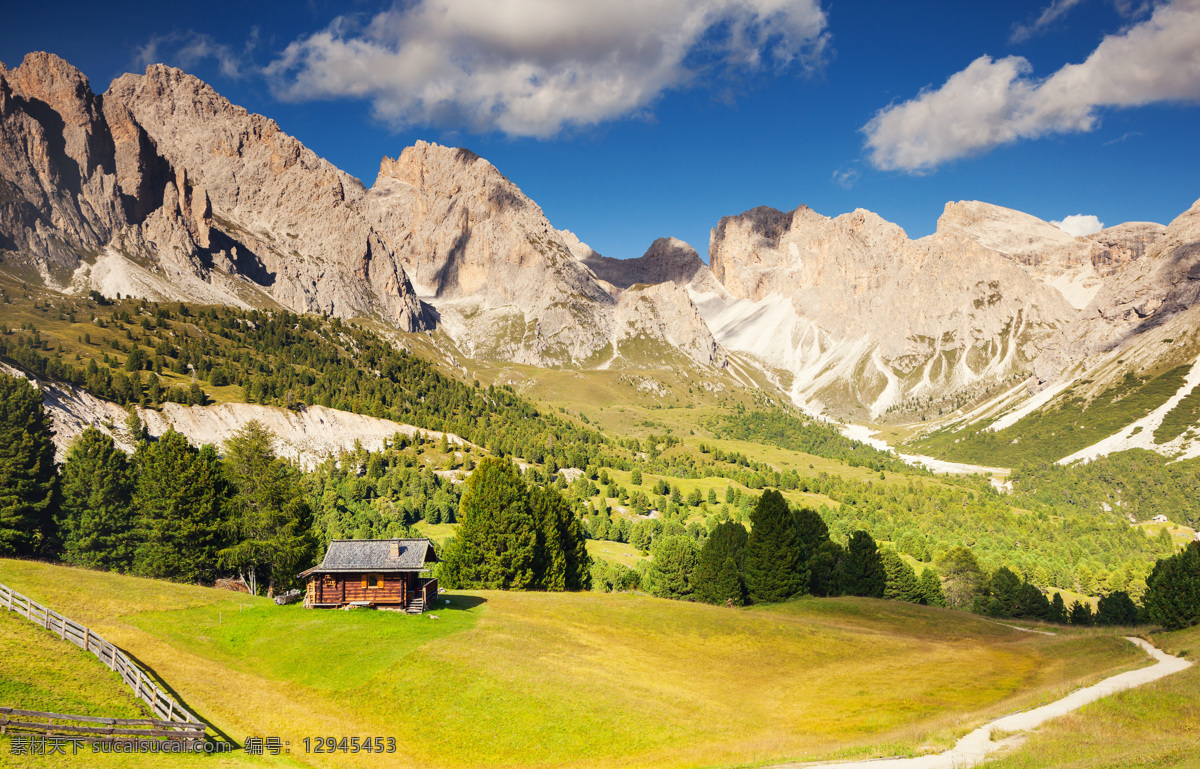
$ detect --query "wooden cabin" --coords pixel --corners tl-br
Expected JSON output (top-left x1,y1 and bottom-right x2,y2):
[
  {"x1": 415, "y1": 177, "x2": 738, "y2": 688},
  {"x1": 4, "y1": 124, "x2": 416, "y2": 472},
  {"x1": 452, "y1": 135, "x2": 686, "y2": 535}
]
[{"x1": 300, "y1": 539, "x2": 440, "y2": 613}]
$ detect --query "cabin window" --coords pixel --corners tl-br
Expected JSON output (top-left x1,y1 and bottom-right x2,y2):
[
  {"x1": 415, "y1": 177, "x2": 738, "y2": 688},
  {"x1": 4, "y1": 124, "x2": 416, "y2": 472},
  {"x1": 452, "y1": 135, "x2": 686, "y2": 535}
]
[{"x1": 365, "y1": 574, "x2": 382, "y2": 588}]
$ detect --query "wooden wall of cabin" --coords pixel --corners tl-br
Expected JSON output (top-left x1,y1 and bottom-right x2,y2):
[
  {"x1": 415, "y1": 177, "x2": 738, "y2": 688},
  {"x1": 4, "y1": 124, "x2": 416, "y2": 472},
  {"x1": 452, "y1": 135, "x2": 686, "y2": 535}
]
[{"x1": 309, "y1": 573, "x2": 416, "y2": 605}]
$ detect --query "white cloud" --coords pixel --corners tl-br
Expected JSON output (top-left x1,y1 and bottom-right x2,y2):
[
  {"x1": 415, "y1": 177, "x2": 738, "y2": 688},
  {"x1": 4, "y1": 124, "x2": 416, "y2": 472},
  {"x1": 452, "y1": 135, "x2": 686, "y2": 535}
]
[
  {"x1": 135, "y1": 29, "x2": 259, "y2": 80},
  {"x1": 1010, "y1": 0, "x2": 1085, "y2": 44},
  {"x1": 831, "y1": 166, "x2": 859, "y2": 189},
  {"x1": 863, "y1": 0, "x2": 1200, "y2": 172},
  {"x1": 263, "y1": 0, "x2": 829, "y2": 137},
  {"x1": 1052, "y1": 213, "x2": 1105, "y2": 236}
]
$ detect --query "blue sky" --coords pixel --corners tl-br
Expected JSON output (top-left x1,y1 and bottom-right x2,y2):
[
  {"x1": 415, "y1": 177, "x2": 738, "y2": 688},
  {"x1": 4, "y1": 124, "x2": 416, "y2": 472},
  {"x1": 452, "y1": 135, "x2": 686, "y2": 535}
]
[{"x1": 3, "y1": 1, "x2": 1199, "y2": 260}]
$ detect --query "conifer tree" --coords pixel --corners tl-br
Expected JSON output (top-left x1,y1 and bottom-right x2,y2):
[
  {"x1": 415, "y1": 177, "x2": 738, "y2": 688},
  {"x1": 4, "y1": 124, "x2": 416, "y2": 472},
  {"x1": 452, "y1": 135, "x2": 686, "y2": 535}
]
[
  {"x1": 529, "y1": 484, "x2": 591, "y2": 591},
  {"x1": 1048, "y1": 592, "x2": 1068, "y2": 623},
  {"x1": 744, "y1": 490, "x2": 806, "y2": 602},
  {"x1": 1143, "y1": 541, "x2": 1200, "y2": 630},
  {"x1": 936, "y1": 546, "x2": 986, "y2": 610},
  {"x1": 58, "y1": 427, "x2": 134, "y2": 570},
  {"x1": 917, "y1": 566, "x2": 946, "y2": 607},
  {"x1": 218, "y1": 421, "x2": 316, "y2": 596},
  {"x1": 441, "y1": 457, "x2": 537, "y2": 589},
  {"x1": 0, "y1": 374, "x2": 58, "y2": 556},
  {"x1": 648, "y1": 535, "x2": 698, "y2": 600},
  {"x1": 132, "y1": 430, "x2": 231, "y2": 583},
  {"x1": 693, "y1": 521, "x2": 748, "y2": 605},
  {"x1": 881, "y1": 549, "x2": 921, "y2": 602},
  {"x1": 1068, "y1": 600, "x2": 1094, "y2": 626},
  {"x1": 842, "y1": 530, "x2": 886, "y2": 598},
  {"x1": 809, "y1": 540, "x2": 847, "y2": 597},
  {"x1": 793, "y1": 506, "x2": 830, "y2": 560}
]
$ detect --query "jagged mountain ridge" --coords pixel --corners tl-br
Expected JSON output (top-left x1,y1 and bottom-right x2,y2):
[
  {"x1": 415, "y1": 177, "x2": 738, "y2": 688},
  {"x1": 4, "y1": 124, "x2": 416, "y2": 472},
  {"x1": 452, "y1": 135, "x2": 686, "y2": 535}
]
[{"x1": 3, "y1": 52, "x2": 1199, "y2": 458}]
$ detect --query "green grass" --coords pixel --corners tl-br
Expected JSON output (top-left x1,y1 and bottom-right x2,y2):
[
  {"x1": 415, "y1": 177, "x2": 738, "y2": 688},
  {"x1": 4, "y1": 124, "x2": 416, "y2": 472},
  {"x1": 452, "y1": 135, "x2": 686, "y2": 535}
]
[
  {"x1": 0, "y1": 559, "x2": 1151, "y2": 769},
  {"x1": 913, "y1": 366, "x2": 1192, "y2": 466},
  {"x1": 1153, "y1": 380, "x2": 1200, "y2": 445},
  {"x1": 987, "y1": 624, "x2": 1200, "y2": 768},
  {"x1": 585, "y1": 538, "x2": 645, "y2": 568}
]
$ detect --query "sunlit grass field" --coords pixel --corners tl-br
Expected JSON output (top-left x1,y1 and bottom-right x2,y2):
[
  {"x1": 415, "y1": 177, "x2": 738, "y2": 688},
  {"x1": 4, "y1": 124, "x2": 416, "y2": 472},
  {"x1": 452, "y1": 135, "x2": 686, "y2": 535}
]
[
  {"x1": 0, "y1": 559, "x2": 1152, "y2": 769},
  {"x1": 988, "y1": 623, "x2": 1200, "y2": 769}
]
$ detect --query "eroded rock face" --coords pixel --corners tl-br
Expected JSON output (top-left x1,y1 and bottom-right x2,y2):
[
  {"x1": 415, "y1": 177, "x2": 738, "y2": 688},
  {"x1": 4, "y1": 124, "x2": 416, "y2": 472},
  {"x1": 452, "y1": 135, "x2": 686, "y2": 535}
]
[
  {"x1": 107, "y1": 65, "x2": 428, "y2": 331},
  {"x1": 365, "y1": 141, "x2": 722, "y2": 366},
  {"x1": 937, "y1": 200, "x2": 1165, "y2": 310},
  {"x1": 704, "y1": 203, "x2": 1077, "y2": 416},
  {"x1": 1032, "y1": 197, "x2": 1200, "y2": 383}
]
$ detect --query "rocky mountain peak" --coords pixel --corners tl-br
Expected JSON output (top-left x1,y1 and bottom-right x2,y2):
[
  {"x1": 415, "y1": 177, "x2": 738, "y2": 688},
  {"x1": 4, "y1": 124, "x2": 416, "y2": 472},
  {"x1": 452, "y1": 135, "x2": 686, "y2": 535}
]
[{"x1": 582, "y1": 236, "x2": 705, "y2": 290}]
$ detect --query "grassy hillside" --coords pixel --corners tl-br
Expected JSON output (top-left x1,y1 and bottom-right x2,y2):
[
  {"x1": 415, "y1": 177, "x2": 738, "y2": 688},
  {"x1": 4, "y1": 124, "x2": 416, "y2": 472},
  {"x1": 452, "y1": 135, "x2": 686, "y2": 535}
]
[
  {"x1": 910, "y1": 366, "x2": 1192, "y2": 466},
  {"x1": 0, "y1": 559, "x2": 1149, "y2": 769},
  {"x1": 988, "y1": 623, "x2": 1200, "y2": 768}
]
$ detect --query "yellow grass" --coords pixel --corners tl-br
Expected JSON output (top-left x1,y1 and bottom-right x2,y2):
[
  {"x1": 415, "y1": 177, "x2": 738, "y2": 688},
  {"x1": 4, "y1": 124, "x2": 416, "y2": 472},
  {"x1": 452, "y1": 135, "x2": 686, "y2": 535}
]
[{"x1": 0, "y1": 559, "x2": 1149, "y2": 769}]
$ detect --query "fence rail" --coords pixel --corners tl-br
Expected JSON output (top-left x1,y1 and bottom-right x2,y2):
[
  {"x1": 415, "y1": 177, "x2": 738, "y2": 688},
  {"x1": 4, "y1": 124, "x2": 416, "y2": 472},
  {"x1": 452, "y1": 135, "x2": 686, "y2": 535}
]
[
  {"x1": 0, "y1": 581, "x2": 203, "y2": 734},
  {"x1": 0, "y1": 707, "x2": 205, "y2": 741}
]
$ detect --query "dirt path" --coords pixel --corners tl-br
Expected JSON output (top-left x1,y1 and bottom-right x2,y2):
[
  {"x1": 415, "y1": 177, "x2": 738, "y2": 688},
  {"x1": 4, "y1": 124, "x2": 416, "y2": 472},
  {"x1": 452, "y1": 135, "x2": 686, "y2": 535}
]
[{"x1": 776, "y1": 636, "x2": 1190, "y2": 769}]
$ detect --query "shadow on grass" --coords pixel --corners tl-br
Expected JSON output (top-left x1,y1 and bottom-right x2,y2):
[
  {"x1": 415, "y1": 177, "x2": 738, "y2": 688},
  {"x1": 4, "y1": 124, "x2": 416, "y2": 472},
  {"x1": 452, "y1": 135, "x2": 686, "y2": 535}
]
[
  {"x1": 118, "y1": 647, "x2": 239, "y2": 749},
  {"x1": 434, "y1": 594, "x2": 486, "y2": 611}
]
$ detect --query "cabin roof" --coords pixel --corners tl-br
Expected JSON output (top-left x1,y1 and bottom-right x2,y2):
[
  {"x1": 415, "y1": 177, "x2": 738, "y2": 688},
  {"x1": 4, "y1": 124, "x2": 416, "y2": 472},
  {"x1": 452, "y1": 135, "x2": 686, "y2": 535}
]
[{"x1": 299, "y1": 538, "x2": 438, "y2": 577}]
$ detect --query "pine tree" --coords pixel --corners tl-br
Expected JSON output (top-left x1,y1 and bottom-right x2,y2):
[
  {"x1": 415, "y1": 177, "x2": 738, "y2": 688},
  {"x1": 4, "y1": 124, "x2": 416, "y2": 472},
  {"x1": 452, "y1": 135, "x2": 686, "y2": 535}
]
[
  {"x1": 1047, "y1": 592, "x2": 1068, "y2": 623},
  {"x1": 440, "y1": 457, "x2": 537, "y2": 589},
  {"x1": 1068, "y1": 600, "x2": 1094, "y2": 626},
  {"x1": 936, "y1": 546, "x2": 986, "y2": 610},
  {"x1": 1143, "y1": 542, "x2": 1200, "y2": 630},
  {"x1": 712, "y1": 557, "x2": 743, "y2": 606},
  {"x1": 132, "y1": 430, "x2": 231, "y2": 583},
  {"x1": 0, "y1": 374, "x2": 58, "y2": 556},
  {"x1": 1095, "y1": 590, "x2": 1139, "y2": 626},
  {"x1": 58, "y1": 427, "x2": 134, "y2": 570},
  {"x1": 648, "y1": 535, "x2": 698, "y2": 599},
  {"x1": 917, "y1": 567, "x2": 946, "y2": 607},
  {"x1": 218, "y1": 421, "x2": 316, "y2": 596},
  {"x1": 529, "y1": 485, "x2": 591, "y2": 591},
  {"x1": 842, "y1": 530, "x2": 886, "y2": 598},
  {"x1": 881, "y1": 549, "x2": 921, "y2": 602},
  {"x1": 793, "y1": 506, "x2": 830, "y2": 561},
  {"x1": 987, "y1": 567, "x2": 1023, "y2": 617},
  {"x1": 809, "y1": 540, "x2": 846, "y2": 597},
  {"x1": 693, "y1": 521, "x2": 748, "y2": 605},
  {"x1": 744, "y1": 490, "x2": 806, "y2": 602}
]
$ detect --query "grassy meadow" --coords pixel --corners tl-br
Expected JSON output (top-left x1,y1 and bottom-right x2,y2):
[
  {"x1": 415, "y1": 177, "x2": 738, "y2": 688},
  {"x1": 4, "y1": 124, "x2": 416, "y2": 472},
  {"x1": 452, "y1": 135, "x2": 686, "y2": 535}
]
[
  {"x1": 989, "y1": 623, "x2": 1200, "y2": 769},
  {"x1": 0, "y1": 559, "x2": 1154, "y2": 769}
]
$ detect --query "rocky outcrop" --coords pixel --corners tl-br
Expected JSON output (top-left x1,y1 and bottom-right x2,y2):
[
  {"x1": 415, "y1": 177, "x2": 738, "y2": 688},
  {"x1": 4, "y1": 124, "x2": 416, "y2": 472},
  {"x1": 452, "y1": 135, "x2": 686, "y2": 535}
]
[
  {"x1": 365, "y1": 141, "x2": 723, "y2": 367},
  {"x1": 704, "y1": 204, "x2": 1077, "y2": 417},
  {"x1": 937, "y1": 200, "x2": 1165, "y2": 309},
  {"x1": 107, "y1": 64, "x2": 428, "y2": 331},
  {"x1": 1032, "y1": 197, "x2": 1200, "y2": 383},
  {"x1": 582, "y1": 236, "x2": 705, "y2": 289}
]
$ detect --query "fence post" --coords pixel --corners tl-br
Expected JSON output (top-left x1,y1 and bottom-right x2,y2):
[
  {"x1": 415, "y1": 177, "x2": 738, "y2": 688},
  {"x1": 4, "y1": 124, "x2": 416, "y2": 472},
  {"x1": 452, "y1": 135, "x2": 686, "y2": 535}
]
[{"x1": 84, "y1": 627, "x2": 91, "y2": 653}]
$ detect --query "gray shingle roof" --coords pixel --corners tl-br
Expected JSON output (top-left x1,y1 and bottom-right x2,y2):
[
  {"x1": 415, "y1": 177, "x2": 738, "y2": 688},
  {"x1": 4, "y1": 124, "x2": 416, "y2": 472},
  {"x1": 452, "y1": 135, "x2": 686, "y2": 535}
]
[{"x1": 300, "y1": 538, "x2": 438, "y2": 576}]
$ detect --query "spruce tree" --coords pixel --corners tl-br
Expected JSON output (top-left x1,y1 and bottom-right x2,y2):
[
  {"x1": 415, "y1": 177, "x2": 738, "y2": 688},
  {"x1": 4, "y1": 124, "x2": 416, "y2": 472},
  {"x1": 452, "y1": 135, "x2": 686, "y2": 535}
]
[
  {"x1": 132, "y1": 430, "x2": 231, "y2": 583},
  {"x1": 881, "y1": 549, "x2": 921, "y2": 602},
  {"x1": 841, "y1": 530, "x2": 886, "y2": 598},
  {"x1": 1048, "y1": 592, "x2": 1068, "y2": 623},
  {"x1": 693, "y1": 521, "x2": 748, "y2": 605},
  {"x1": 1143, "y1": 542, "x2": 1200, "y2": 630},
  {"x1": 441, "y1": 457, "x2": 537, "y2": 589},
  {"x1": 529, "y1": 485, "x2": 591, "y2": 591},
  {"x1": 917, "y1": 567, "x2": 946, "y2": 607},
  {"x1": 648, "y1": 535, "x2": 698, "y2": 600},
  {"x1": 218, "y1": 421, "x2": 316, "y2": 596},
  {"x1": 58, "y1": 427, "x2": 134, "y2": 570},
  {"x1": 1096, "y1": 590, "x2": 1139, "y2": 626},
  {"x1": 793, "y1": 506, "x2": 830, "y2": 561},
  {"x1": 0, "y1": 374, "x2": 59, "y2": 556},
  {"x1": 744, "y1": 490, "x2": 806, "y2": 602},
  {"x1": 809, "y1": 540, "x2": 846, "y2": 597}
]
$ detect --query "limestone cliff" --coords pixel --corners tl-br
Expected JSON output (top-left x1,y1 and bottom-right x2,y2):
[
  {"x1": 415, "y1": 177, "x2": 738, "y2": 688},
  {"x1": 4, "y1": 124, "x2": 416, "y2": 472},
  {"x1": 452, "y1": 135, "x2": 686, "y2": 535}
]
[{"x1": 705, "y1": 204, "x2": 1077, "y2": 417}]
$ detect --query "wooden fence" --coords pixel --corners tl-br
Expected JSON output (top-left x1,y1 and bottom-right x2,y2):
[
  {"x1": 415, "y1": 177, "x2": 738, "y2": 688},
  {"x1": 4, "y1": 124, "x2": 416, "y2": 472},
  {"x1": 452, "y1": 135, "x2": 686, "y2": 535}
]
[
  {"x1": 0, "y1": 581, "x2": 204, "y2": 735},
  {"x1": 0, "y1": 707, "x2": 205, "y2": 742}
]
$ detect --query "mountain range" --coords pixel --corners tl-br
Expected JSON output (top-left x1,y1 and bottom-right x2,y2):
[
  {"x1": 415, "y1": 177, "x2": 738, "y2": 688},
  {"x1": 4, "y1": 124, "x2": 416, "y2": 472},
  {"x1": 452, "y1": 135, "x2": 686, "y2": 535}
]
[{"x1": 3, "y1": 52, "x2": 1199, "y2": 465}]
